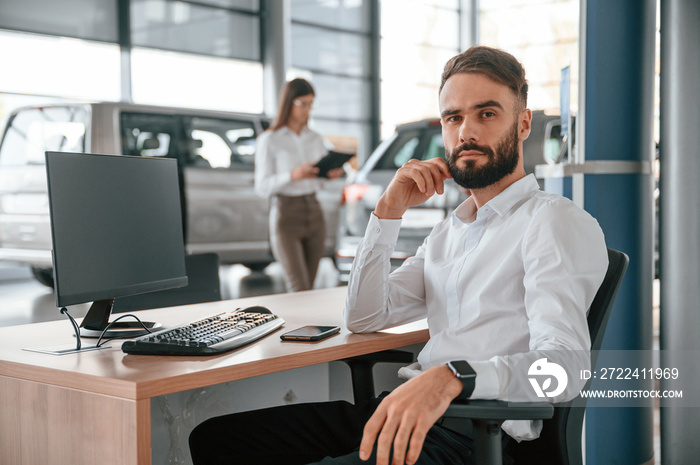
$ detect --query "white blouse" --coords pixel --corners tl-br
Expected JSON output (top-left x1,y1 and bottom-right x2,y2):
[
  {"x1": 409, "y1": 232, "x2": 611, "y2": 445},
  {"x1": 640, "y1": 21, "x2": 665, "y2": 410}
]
[{"x1": 254, "y1": 126, "x2": 329, "y2": 198}]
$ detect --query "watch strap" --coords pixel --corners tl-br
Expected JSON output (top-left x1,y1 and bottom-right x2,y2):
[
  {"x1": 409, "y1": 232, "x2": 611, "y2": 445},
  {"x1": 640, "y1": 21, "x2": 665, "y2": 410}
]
[{"x1": 447, "y1": 360, "x2": 476, "y2": 399}]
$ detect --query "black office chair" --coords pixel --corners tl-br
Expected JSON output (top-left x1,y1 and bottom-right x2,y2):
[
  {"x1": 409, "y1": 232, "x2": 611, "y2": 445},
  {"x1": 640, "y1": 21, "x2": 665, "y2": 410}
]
[
  {"x1": 341, "y1": 349, "x2": 416, "y2": 403},
  {"x1": 344, "y1": 248, "x2": 628, "y2": 465},
  {"x1": 112, "y1": 253, "x2": 221, "y2": 312}
]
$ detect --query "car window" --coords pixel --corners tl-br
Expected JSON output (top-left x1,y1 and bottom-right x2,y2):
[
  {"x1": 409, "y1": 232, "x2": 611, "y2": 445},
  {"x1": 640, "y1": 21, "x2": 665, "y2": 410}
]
[
  {"x1": 394, "y1": 137, "x2": 420, "y2": 166},
  {"x1": 121, "y1": 112, "x2": 181, "y2": 160},
  {"x1": 373, "y1": 131, "x2": 421, "y2": 170},
  {"x1": 421, "y1": 132, "x2": 445, "y2": 161},
  {"x1": 0, "y1": 106, "x2": 88, "y2": 166},
  {"x1": 543, "y1": 122, "x2": 564, "y2": 165},
  {"x1": 185, "y1": 117, "x2": 257, "y2": 171}
]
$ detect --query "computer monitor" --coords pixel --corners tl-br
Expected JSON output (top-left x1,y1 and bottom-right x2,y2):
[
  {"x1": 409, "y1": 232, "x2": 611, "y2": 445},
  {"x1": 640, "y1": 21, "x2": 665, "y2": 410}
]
[{"x1": 45, "y1": 151, "x2": 188, "y2": 338}]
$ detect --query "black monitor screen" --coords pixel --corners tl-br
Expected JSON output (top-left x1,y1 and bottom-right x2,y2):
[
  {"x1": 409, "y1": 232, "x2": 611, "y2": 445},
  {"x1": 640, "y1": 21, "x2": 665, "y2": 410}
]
[{"x1": 46, "y1": 152, "x2": 188, "y2": 310}]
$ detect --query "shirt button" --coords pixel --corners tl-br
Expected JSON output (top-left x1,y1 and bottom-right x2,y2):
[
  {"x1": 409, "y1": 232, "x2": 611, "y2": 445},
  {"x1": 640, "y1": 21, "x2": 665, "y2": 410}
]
[{"x1": 374, "y1": 228, "x2": 380, "y2": 233}]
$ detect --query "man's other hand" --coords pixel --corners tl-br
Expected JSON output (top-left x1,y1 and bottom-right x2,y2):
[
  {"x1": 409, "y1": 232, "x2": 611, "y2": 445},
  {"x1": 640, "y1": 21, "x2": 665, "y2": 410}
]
[
  {"x1": 374, "y1": 158, "x2": 452, "y2": 220},
  {"x1": 359, "y1": 365, "x2": 464, "y2": 465}
]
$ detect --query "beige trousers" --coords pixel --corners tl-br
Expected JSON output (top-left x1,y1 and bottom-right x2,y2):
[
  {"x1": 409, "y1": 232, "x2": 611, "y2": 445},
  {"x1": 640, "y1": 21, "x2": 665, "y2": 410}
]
[{"x1": 270, "y1": 193, "x2": 326, "y2": 292}]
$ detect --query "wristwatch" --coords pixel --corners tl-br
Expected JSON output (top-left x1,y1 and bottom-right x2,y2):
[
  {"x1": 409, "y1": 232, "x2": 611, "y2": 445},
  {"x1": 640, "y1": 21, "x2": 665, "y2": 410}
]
[{"x1": 446, "y1": 360, "x2": 477, "y2": 399}]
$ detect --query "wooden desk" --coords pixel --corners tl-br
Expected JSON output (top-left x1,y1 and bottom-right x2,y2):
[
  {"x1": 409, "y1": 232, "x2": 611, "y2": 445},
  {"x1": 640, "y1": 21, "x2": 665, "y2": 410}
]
[{"x1": 0, "y1": 287, "x2": 429, "y2": 465}]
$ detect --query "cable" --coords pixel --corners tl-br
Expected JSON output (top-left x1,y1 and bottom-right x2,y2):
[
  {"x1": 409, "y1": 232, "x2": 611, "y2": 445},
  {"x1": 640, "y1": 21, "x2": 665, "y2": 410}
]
[
  {"x1": 96, "y1": 314, "x2": 153, "y2": 348},
  {"x1": 59, "y1": 307, "x2": 82, "y2": 351}
]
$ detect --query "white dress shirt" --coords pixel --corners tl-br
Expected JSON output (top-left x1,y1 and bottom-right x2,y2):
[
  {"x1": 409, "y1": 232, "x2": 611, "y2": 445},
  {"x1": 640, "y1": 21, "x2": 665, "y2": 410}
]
[
  {"x1": 254, "y1": 126, "x2": 329, "y2": 198},
  {"x1": 345, "y1": 174, "x2": 608, "y2": 440}
]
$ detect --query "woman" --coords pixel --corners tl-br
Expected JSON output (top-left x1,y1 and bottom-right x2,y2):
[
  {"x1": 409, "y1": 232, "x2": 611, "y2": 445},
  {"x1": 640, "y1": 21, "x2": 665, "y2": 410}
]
[{"x1": 254, "y1": 78, "x2": 344, "y2": 292}]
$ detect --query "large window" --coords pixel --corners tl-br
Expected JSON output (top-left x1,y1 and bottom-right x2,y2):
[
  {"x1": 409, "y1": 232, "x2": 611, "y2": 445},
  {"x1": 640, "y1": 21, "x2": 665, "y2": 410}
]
[
  {"x1": 0, "y1": 0, "x2": 118, "y2": 42},
  {"x1": 130, "y1": 48, "x2": 263, "y2": 113},
  {"x1": 380, "y1": 0, "x2": 462, "y2": 138},
  {"x1": 0, "y1": 30, "x2": 121, "y2": 101},
  {"x1": 290, "y1": 0, "x2": 374, "y2": 161},
  {"x1": 130, "y1": 0, "x2": 260, "y2": 60},
  {"x1": 129, "y1": 0, "x2": 264, "y2": 112},
  {"x1": 479, "y1": 0, "x2": 579, "y2": 113},
  {"x1": 0, "y1": 0, "x2": 265, "y2": 114}
]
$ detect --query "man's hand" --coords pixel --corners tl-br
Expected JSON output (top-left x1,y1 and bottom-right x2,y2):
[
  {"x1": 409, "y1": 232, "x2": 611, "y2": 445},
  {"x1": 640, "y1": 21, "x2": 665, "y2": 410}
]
[
  {"x1": 359, "y1": 365, "x2": 464, "y2": 465},
  {"x1": 374, "y1": 158, "x2": 452, "y2": 219}
]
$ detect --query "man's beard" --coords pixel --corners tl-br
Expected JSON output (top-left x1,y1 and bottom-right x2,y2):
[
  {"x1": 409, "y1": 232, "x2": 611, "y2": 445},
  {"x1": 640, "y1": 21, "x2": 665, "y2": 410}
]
[{"x1": 446, "y1": 120, "x2": 520, "y2": 190}]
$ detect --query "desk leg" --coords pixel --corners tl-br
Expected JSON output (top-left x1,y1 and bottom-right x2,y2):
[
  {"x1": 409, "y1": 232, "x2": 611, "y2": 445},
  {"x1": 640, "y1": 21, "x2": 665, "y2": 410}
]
[
  {"x1": 0, "y1": 374, "x2": 151, "y2": 465},
  {"x1": 137, "y1": 397, "x2": 152, "y2": 464}
]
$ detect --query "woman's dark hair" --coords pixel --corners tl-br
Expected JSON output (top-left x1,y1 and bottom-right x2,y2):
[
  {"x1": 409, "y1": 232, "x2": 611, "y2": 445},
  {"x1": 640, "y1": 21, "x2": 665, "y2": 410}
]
[
  {"x1": 440, "y1": 46, "x2": 528, "y2": 111},
  {"x1": 270, "y1": 78, "x2": 315, "y2": 131}
]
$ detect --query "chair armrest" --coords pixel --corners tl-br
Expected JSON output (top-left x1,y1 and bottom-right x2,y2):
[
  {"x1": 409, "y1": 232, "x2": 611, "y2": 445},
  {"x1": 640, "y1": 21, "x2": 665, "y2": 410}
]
[
  {"x1": 340, "y1": 349, "x2": 414, "y2": 403},
  {"x1": 340, "y1": 349, "x2": 415, "y2": 365},
  {"x1": 445, "y1": 399, "x2": 554, "y2": 421},
  {"x1": 443, "y1": 400, "x2": 554, "y2": 465}
]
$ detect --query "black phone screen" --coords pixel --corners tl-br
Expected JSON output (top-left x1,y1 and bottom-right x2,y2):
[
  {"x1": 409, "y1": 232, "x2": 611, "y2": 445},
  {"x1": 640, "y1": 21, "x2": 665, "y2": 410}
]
[{"x1": 280, "y1": 325, "x2": 340, "y2": 341}]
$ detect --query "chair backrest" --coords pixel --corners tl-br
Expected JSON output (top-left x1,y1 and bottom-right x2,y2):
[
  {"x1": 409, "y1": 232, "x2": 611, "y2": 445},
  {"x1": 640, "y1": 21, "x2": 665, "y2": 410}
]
[
  {"x1": 112, "y1": 253, "x2": 221, "y2": 312},
  {"x1": 509, "y1": 248, "x2": 629, "y2": 465}
]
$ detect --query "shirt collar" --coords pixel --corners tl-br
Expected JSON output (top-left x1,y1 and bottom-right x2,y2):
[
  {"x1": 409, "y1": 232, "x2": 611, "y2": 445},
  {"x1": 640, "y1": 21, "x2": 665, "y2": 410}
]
[
  {"x1": 486, "y1": 174, "x2": 540, "y2": 217},
  {"x1": 452, "y1": 197, "x2": 478, "y2": 225},
  {"x1": 451, "y1": 174, "x2": 540, "y2": 225},
  {"x1": 278, "y1": 126, "x2": 310, "y2": 137}
]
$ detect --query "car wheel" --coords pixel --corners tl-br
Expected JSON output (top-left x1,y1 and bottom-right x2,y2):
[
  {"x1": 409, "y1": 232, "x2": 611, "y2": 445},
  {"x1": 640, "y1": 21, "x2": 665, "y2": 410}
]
[{"x1": 31, "y1": 267, "x2": 55, "y2": 288}]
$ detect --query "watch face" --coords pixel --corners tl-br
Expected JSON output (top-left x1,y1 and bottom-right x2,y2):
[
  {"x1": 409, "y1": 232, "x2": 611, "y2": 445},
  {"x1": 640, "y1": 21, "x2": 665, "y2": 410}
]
[{"x1": 450, "y1": 360, "x2": 476, "y2": 377}]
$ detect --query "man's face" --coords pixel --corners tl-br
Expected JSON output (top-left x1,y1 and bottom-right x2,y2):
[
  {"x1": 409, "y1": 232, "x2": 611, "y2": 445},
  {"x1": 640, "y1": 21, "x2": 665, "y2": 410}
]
[{"x1": 439, "y1": 73, "x2": 531, "y2": 190}]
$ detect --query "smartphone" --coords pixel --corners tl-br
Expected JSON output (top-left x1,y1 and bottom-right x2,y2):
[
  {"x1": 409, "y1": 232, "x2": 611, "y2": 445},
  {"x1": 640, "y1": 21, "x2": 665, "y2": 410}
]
[{"x1": 280, "y1": 325, "x2": 340, "y2": 341}]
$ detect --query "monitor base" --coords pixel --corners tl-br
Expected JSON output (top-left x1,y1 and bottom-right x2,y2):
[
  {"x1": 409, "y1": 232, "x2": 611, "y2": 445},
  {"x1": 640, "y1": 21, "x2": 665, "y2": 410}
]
[
  {"x1": 79, "y1": 320, "x2": 164, "y2": 339},
  {"x1": 24, "y1": 342, "x2": 112, "y2": 355},
  {"x1": 78, "y1": 299, "x2": 165, "y2": 338}
]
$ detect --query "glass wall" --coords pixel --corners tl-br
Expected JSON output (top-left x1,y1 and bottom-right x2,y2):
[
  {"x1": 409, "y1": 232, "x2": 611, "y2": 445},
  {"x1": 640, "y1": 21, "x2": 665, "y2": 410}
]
[
  {"x1": 130, "y1": 48, "x2": 263, "y2": 113},
  {"x1": 380, "y1": 0, "x2": 462, "y2": 138},
  {"x1": 130, "y1": 0, "x2": 260, "y2": 60},
  {"x1": 0, "y1": 0, "x2": 119, "y2": 42},
  {"x1": 129, "y1": 0, "x2": 264, "y2": 113},
  {"x1": 0, "y1": 28, "x2": 122, "y2": 138},
  {"x1": 290, "y1": 0, "x2": 375, "y2": 161},
  {"x1": 479, "y1": 0, "x2": 579, "y2": 113},
  {"x1": 0, "y1": 0, "x2": 264, "y2": 119},
  {"x1": 0, "y1": 30, "x2": 121, "y2": 102},
  {"x1": 0, "y1": 0, "x2": 479, "y2": 157}
]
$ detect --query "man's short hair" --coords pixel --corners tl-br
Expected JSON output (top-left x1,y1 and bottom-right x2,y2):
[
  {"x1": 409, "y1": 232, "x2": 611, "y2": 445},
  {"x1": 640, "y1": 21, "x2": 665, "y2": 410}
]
[{"x1": 440, "y1": 46, "x2": 529, "y2": 111}]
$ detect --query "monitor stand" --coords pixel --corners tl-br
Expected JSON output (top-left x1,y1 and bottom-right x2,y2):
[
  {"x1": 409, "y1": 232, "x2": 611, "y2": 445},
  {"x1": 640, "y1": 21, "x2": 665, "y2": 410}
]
[{"x1": 79, "y1": 299, "x2": 163, "y2": 338}]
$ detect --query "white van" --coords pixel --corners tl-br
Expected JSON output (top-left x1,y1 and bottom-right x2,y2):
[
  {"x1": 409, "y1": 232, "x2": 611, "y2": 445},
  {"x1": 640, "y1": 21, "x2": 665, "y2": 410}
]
[{"x1": 0, "y1": 102, "x2": 343, "y2": 286}]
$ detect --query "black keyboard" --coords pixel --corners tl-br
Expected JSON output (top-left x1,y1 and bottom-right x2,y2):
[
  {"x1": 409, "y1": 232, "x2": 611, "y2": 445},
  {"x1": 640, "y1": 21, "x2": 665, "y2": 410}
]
[{"x1": 121, "y1": 306, "x2": 285, "y2": 356}]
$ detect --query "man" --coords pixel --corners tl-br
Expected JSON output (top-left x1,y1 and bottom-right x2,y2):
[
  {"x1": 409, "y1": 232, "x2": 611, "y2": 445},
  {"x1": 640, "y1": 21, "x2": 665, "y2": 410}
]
[{"x1": 189, "y1": 46, "x2": 608, "y2": 465}]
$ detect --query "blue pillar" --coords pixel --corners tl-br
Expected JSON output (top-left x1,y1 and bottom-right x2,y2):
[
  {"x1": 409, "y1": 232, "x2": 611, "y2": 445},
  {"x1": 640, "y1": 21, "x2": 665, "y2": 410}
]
[{"x1": 582, "y1": 0, "x2": 656, "y2": 464}]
